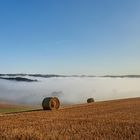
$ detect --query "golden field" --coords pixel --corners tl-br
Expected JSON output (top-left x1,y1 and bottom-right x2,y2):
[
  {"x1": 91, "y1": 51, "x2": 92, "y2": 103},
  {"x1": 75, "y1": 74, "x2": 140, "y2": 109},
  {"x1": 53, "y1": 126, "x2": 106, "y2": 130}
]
[{"x1": 0, "y1": 98, "x2": 140, "y2": 140}]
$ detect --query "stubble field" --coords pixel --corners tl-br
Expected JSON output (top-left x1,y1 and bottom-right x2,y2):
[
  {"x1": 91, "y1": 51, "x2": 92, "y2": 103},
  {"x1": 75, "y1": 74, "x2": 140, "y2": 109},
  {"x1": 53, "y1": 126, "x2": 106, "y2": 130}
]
[{"x1": 0, "y1": 98, "x2": 140, "y2": 140}]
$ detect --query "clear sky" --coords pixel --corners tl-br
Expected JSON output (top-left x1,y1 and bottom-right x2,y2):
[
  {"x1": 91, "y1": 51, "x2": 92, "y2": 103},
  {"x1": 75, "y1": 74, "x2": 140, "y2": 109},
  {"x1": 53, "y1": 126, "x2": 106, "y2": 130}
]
[{"x1": 0, "y1": 0, "x2": 140, "y2": 75}]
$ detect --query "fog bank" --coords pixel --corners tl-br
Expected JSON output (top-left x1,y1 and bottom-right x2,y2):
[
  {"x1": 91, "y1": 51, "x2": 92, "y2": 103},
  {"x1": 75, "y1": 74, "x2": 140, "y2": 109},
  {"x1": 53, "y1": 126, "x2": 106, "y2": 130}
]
[{"x1": 0, "y1": 77, "x2": 140, "y2": 105}]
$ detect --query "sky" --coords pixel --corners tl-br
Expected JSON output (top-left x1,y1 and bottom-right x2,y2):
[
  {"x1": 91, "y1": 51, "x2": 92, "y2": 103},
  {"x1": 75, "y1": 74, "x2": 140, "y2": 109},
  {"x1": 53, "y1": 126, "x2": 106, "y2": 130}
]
[{"x1": 0, "y1": 0, "x2": 140, "y2": 75}]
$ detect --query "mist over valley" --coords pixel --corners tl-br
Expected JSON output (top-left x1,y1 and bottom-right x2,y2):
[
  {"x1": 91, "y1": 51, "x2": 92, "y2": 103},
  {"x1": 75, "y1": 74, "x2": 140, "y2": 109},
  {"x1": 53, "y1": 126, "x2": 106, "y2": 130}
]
[{"x1": 0, "y1": 74, "x2": 140, "y2": 105}]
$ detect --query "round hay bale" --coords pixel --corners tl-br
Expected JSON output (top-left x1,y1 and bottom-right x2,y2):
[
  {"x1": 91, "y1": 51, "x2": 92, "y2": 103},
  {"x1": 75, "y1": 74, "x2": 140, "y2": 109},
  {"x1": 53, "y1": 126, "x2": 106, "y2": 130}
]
[
  {"x1": 87, "y1": 98, "x2": 95, "y2": 103},
  {"x1": 42, "y1": 97, "x2": 60, "y2": 110}
]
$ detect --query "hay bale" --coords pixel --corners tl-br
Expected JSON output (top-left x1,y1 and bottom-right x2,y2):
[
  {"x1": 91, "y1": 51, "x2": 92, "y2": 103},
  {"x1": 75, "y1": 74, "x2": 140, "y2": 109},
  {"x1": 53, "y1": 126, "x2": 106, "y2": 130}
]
[
  {"x1": 87, "y1": 98, "x2": 95, "y2": 103},
  {"x1": 42, "y1": 97, "x2": 60, "y2": 110}
]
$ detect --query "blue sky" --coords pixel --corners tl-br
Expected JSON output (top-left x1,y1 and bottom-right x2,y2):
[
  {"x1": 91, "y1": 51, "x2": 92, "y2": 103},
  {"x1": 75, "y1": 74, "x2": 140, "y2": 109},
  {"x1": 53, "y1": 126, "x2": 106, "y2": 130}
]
[{"x1": 0, "y1": 0, "x2": 140, "y2": 75}]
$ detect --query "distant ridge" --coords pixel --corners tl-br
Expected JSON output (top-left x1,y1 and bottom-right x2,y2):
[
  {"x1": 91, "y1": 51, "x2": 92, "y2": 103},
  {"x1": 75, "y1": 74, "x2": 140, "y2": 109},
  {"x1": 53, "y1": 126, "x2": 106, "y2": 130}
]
[
  {"x1": 102, "y1": 75, "x2": 140, "y2": 78},
  {"x1": 0, "y1": 77, "x2": 37, "y2": 82},
  {"x1": 0, "y1": 74, "x2": 140, "y2": 78}
]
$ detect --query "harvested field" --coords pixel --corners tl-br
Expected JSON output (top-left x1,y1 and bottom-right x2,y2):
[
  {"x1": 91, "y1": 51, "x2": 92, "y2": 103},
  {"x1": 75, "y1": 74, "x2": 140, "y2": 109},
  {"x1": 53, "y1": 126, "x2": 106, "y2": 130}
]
[
  {"x1": 0, "y1": 102, "x2": 37, "y2": 114},
  {"x1": 0, "y1": 98, "x2": 140, "y2": 140}
]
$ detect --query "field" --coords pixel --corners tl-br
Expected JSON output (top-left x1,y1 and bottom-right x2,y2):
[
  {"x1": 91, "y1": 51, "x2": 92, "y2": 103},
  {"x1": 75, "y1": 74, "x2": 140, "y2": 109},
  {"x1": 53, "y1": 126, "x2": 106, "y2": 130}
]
[
  {"x1": 0, "y1": 98, "x2": 140, "y2": 140},
  {"x1": 0, "y1": 102, "x2": 37, "y2": 114}
]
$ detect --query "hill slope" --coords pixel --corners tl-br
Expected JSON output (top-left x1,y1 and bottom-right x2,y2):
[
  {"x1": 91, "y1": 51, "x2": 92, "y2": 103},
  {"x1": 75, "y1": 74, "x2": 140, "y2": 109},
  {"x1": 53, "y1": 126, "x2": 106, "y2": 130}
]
[
  {"x1": 0, "y1": 98, "x2": 140, "y2": 140},
  {"x1": 0, "y1": 102, "x2": 37, "y2": 113}
]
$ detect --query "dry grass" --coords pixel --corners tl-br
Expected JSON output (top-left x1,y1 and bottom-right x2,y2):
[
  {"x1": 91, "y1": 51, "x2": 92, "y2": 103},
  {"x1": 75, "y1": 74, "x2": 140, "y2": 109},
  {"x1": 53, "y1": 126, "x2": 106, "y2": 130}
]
[{"x1": 0, "y1": 98, "x2": 140, "y2": 140}]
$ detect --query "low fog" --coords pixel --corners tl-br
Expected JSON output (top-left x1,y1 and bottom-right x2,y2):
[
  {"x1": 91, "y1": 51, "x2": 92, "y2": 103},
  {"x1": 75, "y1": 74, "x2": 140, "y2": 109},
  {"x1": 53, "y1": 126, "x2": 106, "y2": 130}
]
[{"x1": 0, "y1": 77, "x2": 140, "y2": 105}]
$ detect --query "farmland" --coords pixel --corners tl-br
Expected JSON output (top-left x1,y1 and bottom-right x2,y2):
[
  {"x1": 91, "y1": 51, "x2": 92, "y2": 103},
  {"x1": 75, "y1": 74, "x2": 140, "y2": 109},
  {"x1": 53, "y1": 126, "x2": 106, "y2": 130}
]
[
  {"x1": 0, "y1": 98, "x2": 140, "y2": 140},
  {"x1": 0, "y1": 102, "x2": 37, "y2": 114}
]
